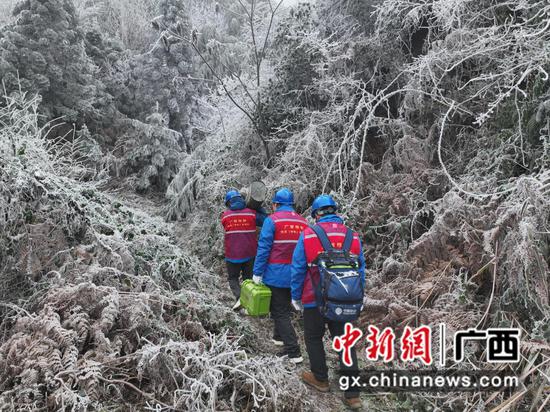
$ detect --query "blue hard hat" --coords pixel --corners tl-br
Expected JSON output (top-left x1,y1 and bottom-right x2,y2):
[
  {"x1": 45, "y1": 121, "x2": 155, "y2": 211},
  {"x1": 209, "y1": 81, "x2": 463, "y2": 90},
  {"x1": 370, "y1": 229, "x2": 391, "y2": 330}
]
[
  {"x1": 272, "y1": 188, "x2": 294, "y2": 205},
  {"x1": 311, "y1": 194, "x2": 337, "y2": 217},
  {"x1": 225, "y1": 189, "x2": 241, "y2": 205}
]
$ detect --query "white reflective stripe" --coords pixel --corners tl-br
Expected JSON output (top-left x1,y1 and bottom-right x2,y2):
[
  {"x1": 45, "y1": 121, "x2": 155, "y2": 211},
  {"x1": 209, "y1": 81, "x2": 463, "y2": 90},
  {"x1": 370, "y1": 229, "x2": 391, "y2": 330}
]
[
  {"x1": 226, "y1": 230, "x2": 257, "y2": 234},
  {"x1": 272, "y1": 218, "x2": 307, "y2": 224},
  {"x1": 273, "y1": 240, "x2": 299, "y2": 244},
  {"x1": 222, "y1": 213, "x2": 256, "y2": 222},
  {"x1": 304, "y1": 232, "x2": 345, "y2": 239},
  {"x1": 305, "y1": 232, "x2": 359, "y2": 239}
]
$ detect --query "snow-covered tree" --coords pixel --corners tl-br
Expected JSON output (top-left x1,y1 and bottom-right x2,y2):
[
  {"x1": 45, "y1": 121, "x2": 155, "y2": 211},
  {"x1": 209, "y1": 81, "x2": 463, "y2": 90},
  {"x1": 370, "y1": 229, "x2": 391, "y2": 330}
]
[
  {"x1": 120, "y1": 0, "x2": 198, "y2": 152},
  {"x1": 120, "y1": 110, "x2": 185, "y2": 192},
  {"x1": 0, "y1": 0, "x2": 103, "y2": 124}
]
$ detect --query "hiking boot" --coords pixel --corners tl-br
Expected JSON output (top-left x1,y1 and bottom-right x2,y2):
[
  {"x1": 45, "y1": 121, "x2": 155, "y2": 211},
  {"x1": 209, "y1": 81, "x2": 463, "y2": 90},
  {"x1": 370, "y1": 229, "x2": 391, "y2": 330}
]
[
  {"x1": 232, "y1": 299, "x2": 241, "y2": 310},
  {"x1": 277, "y1": 351, "x2": 303, "y2": 364},
  {"x1": 301, "y1": 371, "x2": 329, "y2": 392},
  {"x1": 342, "y1": 396, "x2": 362, "y2": 410}
]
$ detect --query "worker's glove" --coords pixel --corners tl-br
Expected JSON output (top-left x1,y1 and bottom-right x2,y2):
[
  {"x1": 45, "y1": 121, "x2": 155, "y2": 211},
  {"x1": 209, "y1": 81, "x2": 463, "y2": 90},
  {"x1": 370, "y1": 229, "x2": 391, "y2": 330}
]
[
  {"x1": 252, "y1": 275, "x2": 263, "y2": 285},
  {"x1": 291, "y1": 299, "x2": 303, "y2": 311}
]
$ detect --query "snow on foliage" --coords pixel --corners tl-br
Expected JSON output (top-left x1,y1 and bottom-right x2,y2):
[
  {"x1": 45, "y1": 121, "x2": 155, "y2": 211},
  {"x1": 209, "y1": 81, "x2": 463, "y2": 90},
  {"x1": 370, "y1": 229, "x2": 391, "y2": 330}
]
[
  {"x1": 167, "y1": 1, "x2": 549, "y2": 410},
  {"x1": 0, "y1": 0, "x2": 549, "y2": 410},
  {"x1": 0, "y1": 91, "x2": 308, "y2": 410}
]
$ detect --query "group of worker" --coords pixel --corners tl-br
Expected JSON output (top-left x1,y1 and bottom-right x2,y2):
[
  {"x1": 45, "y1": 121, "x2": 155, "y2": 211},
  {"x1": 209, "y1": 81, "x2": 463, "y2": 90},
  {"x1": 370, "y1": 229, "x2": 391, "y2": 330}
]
[{"x1": 221, "y1": 188, "x2": 365, "y2": 410}]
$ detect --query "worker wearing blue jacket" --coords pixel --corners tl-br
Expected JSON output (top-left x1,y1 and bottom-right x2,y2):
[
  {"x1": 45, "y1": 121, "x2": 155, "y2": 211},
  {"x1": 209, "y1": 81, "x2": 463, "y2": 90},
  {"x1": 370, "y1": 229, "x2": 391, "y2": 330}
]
[
  {"x1": 253, "y1": 188, "x2": 307, "y2": 364},
  {"x1": 290, "y1": 194, "x2": 365, "y2": 410}
]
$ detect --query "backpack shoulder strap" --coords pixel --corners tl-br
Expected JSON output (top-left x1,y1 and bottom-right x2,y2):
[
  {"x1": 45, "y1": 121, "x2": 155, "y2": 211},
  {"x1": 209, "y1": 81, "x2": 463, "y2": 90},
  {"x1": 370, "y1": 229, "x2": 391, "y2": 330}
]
[
  {"x1": 311, "y1": 225, "x2": 334, "y2": 252},
  {"x1": 342, "y1": 228, "x2": 354, "y2": 253}
]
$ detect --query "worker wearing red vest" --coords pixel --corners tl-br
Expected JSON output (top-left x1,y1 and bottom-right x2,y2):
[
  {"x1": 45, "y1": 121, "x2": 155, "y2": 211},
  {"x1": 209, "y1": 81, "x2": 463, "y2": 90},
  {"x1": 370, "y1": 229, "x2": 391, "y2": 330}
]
[
  {"x1": 290, "y1": 194, "x2": 365, "y2": 410},
  {"x1": 253, "y1": 188, "x2": 307, "y2": 364},
  {"x1": 221, "y1": 190, "x2": 266, "y2": 310}
]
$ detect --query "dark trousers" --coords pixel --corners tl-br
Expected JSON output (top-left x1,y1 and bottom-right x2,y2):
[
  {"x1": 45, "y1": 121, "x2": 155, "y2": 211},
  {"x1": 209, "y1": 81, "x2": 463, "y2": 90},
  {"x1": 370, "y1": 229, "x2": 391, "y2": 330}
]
[
  {"x1": 303, "y1": 308, "x2": 359, "y2": 398},
  {"x1": 226, "y1": 260, "x2": 253, "y2": 299},
  {"x1": 269, "y1": 286, "x2": 300, "y2": 357}
]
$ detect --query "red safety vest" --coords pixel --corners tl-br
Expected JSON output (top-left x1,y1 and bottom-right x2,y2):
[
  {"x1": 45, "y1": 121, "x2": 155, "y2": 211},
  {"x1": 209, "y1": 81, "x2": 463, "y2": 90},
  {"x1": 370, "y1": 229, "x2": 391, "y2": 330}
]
[
  {"x1": 268, "y1": 210, "x2": 307, "y2": 264},
  {"x1": 221, "y1": 208, "x2": 257, "y2": 260},
  {"x1": 301, "y1": 221, "x2": 361, "y2": 305}
]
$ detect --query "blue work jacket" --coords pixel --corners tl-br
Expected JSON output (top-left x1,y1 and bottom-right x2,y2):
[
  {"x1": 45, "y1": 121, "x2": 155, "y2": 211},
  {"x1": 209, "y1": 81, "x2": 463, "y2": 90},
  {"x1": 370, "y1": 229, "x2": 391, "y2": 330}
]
[{"x1": 253, "y1": 205, "x2": 304, "y2": 288}]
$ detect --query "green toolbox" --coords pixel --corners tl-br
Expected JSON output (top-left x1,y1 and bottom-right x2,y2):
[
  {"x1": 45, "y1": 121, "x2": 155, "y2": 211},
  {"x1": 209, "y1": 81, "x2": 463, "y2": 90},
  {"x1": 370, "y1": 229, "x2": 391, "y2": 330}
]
[{"x1": 240, "y1": 279, "x2": 271, "y2": 316}]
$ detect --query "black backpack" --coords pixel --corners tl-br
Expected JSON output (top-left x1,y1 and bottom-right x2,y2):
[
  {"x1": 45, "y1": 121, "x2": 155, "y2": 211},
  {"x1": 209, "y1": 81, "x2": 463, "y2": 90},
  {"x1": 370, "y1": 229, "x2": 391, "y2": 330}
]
[{"x1": 310, "y1": 225, "x2": 364, "y2": 322}]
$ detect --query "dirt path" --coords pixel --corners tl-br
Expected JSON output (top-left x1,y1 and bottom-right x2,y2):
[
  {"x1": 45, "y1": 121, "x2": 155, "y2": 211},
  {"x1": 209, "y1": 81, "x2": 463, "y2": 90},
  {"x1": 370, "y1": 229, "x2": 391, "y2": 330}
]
[{"x1": 245, "y1": 313, "x2": 354, "y2": 412}]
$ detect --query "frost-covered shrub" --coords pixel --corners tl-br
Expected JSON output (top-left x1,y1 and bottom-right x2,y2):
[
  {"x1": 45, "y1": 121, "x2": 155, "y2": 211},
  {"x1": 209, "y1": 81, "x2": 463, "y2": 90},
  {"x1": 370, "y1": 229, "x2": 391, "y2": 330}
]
[{"x1": 0, "y1": 89, "x2": 307, "y2": 411}]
